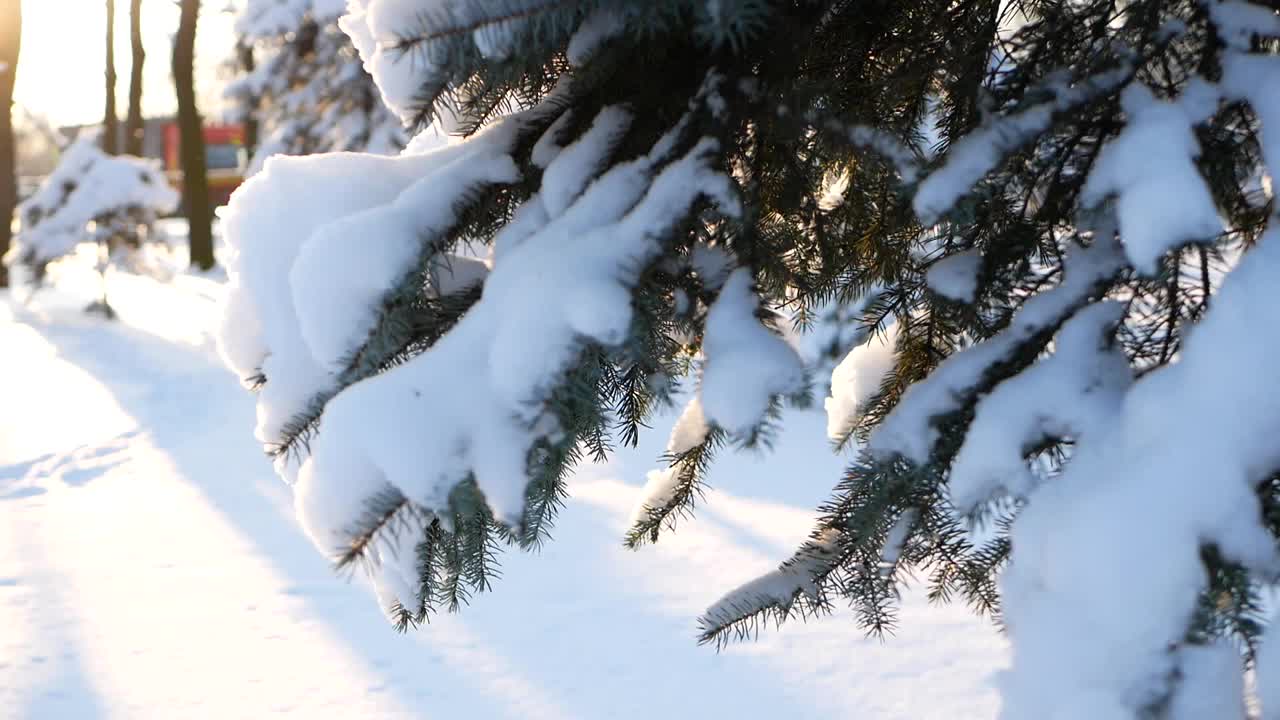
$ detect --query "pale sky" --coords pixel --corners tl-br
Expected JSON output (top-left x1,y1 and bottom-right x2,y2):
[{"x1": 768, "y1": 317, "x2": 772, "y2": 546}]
[{"x1": 14, "y1": 0, "x2": 237, "y2": 128}]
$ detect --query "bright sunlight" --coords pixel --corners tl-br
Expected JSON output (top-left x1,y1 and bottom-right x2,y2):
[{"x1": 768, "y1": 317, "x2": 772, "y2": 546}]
[{"x1": 15, "y1": 0, "x2": 231, "y2": 127}]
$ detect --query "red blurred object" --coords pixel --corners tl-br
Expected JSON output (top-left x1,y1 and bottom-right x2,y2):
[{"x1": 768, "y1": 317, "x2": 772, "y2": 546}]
[{"x1": 163, "y1": 122, "x2": 246, "y2": 208}]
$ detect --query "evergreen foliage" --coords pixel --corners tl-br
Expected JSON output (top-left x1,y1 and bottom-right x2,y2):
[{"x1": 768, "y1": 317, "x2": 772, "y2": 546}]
[
  {"x1": 221, "y1": 0, "x2": 1280, "y2": 714},
  {"x1": 226, "y1": 0, "x2": 404, "y2": 171}
]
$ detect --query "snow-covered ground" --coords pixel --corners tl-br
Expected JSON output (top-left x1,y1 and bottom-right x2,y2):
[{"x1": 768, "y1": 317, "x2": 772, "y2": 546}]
[{"x1": 0, "y1": 259, "x2": 1006, "y2": 719}]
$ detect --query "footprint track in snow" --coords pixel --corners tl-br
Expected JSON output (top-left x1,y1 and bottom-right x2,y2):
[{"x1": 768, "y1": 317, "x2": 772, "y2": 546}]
[{"x1": 0, "y1": 429, "x2": 142, "y2": 498}]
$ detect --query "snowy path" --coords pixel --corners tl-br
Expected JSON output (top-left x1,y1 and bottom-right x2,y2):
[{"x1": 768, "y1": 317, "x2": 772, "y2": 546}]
[{"x1": 0, "y1": 271, "x2": 1005, "y2": 719}]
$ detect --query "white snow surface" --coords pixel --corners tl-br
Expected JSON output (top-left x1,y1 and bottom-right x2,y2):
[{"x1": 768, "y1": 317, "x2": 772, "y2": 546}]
[
  {"x1": 219, "y1": 149, "x2": 454, "y2": 445},
  {"x1": 472, "y1": 16, "x2": 521, "y2": 61},
  {"x1": 1167, "y1": 642, "x2": 1247, "y2": 720},
  {"x1": 699, "y1": 269, "x2": 805, "y2": 436},
  {"x1": 540, "y1": 106, "x2": 633, "y2": 218},
  {"x1": 667, "y1": 394, "x2": 712, "y2": 456},
  {"x1": 530, "y1": 109, "x2": 573, "y2": 169},
  {"x1": 926, "y1": 249, "x2": 982, "y2": 302},
  {"x1": 947, "y1": 301, "x2": 1130, "y2": 513},
  {"x1": 340, "y1": 0, "x2": 434, "y2": 125},
  {"x1": 340, "y1": 0, "x2": 551, "y2": 124},
  {"x1": 1209, "y1": 0, "x2": 1280, "y2": 50},
  {"x1": 690, "y1": 240, "x2": 734, "y2": 289},
  {"x1": 824, "y1": 321, "x2": 898, "y2": 442},
  {"x1": 879, "y1": 508, "x2": 918, "y2": 572},
  {"x1": 0, "y1": 268, "x2": 1006, "y2": 719},
  {"x1": 1258, "y1": 618, "x2": 1280, "y2": 720},
  {"x1": 288, "y1": 148, "x2": 517, "y2": 374},
  {"x1": 1081, "y1": 82, "x2": 1224, "y2": 273}
]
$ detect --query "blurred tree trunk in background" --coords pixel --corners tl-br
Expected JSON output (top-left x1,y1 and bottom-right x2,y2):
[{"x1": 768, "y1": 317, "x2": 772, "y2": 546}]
[
  {"x1": 103, "y1": 0, "x2": 118, "y2": 155},
  {"x1": 236, "y1": 40, "x2": 257, "y2": 159},
  {"x1": 124, "y1": 0, "x2": 143, "y2": 157},
  {"x1": 174, "y1": 0, "x2": 213, "y2": 270},
  {"x1": 0, "y1": 0, "x2": 20, "y2": 289}
]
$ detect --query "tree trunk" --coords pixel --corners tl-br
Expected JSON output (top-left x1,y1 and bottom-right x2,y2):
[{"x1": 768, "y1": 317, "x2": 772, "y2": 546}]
[
  {"x1": 174, "y1": 0, "x2": 213, "y2": 270},
  {"x1": 236, "y1": 41, "x2": 258, "y2": 160},
  {"x1": 0, "y1": 0, "x2": 19, "y2": 289},
  {"x1": 103, "y1": 0, "x2": 118, "y2": 155},
  {"x1": 124, "y1": 0, "x2": 143, "y2": 157}
]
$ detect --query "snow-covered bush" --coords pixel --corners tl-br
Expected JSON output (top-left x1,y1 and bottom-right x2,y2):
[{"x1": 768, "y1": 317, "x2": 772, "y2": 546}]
[
  {"x1": 4, "y1": 137, "x2": 178, "y2": 291},
  {"x1": 226, "y1": 0, "x2": 403, "y2": 172},
  {"x1": 219, "y1": 0, "x2": 1280, "y2": 715}
]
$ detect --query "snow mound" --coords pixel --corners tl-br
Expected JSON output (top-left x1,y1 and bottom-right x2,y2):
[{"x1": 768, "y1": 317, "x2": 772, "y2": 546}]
[
  {"x1": 700, "y1": 268, "x2": 805, "y2": 437},
  {"x1": 925, "y1": 249, "x2": 981, "y2": 302},
  {"x1": 1081, "y1": 82, "x2": 1224, "y2": 273},
  {"x1": 824, "y1": 321, "x2": 898, "y2": 443}
]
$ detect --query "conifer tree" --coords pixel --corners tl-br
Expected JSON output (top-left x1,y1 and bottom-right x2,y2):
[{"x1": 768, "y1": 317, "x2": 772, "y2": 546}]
[
  {"x1": 219, "y1": 1, "x2": 1280, "y2": 715},
  {"x1": 3, "y1": 135, "x2": 178, "y2": 313},
  {"x1": 224, "y1": 0, "x2": 403, "y2": 172}
]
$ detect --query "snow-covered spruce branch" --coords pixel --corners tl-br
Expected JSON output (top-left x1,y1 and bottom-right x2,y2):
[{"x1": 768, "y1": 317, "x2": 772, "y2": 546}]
[
  {"x1": 626, "y1": 260, "x2": 811, "y2": 545},
  {"x1": 806, "y1": 116, "x2": 923, "y2": 186},
  {"x1": 699, "y1": 527, "x2": 844, "y2": 645},
  {"x1": 912, "y1": 62, "x2": 1135, "y2": 224},
  {"x1": 268, "y1": 235, "x2": 486, "y2": 461},
  {"x1": 385, "y1": 0, "x2": 582, "y2": 48},
  {"x1": 221, "y1": 1, "x2": 1280, "y2": 712},
  {"x1": 946, "y1": 300, "x2": 1130, "y2": 513},
  {"x1": 867, "y1": 235, "x2": 1125, "y2": 462},
  {"x1": 222, "y1": 92, "x2": 569, "y2": 457},
  {"x1": 367, "y1": 483, "x2": 509, "y2": 629},
  {"x1": 625, "y1": 395, "x2": 725, "y2": 547},
  {"x1": 698, "y1": 458, "x2": 998, "y2": 647},
  {"x1": 224, "y1": 47, "x2": 752, "y2": 620},
  {"x1": 346, "y1": 0, "x2": 592, "y2": 128},
  {"x1": 229, "y1": 0, "x2": 404, "y2": 171},
  {"x1": 254, "y1": 85, "x2": 742, "y2": 622},
  {"x1": 823, "y1": 306, "x2": 898, "y2": 452},
  {"x1": 344, "y1": 0, "x2": 775, "y2": 129},
  {"x1": 225, "y1": 98, "x2": 579, "y2": 601},
  {"x1": 336, "y1": 485, "x2": 424, "y2": 572},
  {"x1": 709, "y1": 23, "x2": 1265, "y2": 653},
  {"x1": 377, "y1": 0, "x2": 774, "y2": 60},
  {"x1": 700, "y1": 235, "x2": 1125, "y2": 642},
  {"x1": 4, "y1": 137, "x2": 177, "y2": 289},
  {"x1": 707, "y1": 8, "x2": 1280, "y2": 712}
]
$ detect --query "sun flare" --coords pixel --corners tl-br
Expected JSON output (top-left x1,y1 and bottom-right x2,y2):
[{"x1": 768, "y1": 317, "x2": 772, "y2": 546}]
[{"x1": 14, "y1": 0, "x2": 231, "y2": 129}]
